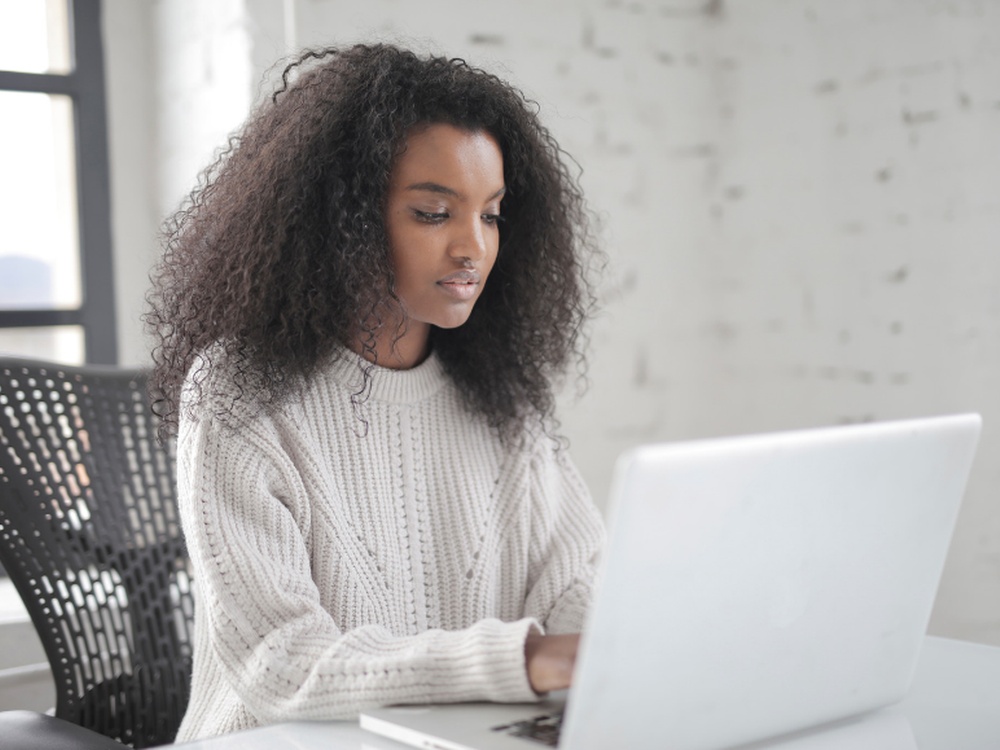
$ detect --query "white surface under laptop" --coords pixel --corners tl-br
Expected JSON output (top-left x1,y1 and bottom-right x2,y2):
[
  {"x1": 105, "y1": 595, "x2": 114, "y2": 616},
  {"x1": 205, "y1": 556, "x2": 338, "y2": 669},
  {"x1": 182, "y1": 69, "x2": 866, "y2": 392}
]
[{"x1": 360, "y1": 414, "x2": 981, "y2": 750}]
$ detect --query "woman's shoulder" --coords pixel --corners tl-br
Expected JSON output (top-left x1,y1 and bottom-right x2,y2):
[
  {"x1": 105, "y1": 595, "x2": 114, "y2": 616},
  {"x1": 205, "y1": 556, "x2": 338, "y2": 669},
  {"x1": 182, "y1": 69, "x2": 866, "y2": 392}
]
[
  {"x1": 487, "y1": 414, "x2": 569, "y2": 470},
  {"x1": 179, "y1": 343, "x2": 309, "y2": 428}
]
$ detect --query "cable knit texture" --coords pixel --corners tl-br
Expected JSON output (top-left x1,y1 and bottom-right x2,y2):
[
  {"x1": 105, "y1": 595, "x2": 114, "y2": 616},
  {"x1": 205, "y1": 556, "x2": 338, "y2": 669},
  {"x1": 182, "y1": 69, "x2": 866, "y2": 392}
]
[{"x1": 175, "y1": 348, "x2": 606, "y2": 740}]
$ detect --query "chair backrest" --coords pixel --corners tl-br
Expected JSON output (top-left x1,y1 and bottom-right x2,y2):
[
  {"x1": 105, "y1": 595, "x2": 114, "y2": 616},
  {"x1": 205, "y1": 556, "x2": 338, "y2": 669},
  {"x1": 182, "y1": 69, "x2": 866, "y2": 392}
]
[{"x1": 0, "y1": 358, "x2": 193, "y2": 748}]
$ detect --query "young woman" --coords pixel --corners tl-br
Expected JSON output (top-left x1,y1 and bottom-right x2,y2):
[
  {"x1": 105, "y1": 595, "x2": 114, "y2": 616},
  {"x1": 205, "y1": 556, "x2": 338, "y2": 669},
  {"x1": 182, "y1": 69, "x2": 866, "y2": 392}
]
[{"x1": 147, "y1": 43, "x2": 606, "y2": 741}]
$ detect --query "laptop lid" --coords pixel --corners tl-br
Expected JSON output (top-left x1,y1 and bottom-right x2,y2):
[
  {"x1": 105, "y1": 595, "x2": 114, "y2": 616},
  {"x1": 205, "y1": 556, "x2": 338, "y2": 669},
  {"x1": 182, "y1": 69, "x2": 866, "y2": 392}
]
[
  {"x1": 561, "y1": 413, "x2": 980, "y2": 750},
  {"x1": 360, "y1": 414, "x2": 981, "y2": 750}
]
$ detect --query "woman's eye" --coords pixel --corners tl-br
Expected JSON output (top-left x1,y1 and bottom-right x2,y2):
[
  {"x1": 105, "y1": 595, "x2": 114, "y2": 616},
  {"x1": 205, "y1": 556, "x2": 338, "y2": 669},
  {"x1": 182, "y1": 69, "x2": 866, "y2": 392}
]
[
  {"x1": 482, "y1": 213, "x2": 504, "y2": 226},
  {"x1": 413, "y1": 209, "x2": 448, "y2": 223}
]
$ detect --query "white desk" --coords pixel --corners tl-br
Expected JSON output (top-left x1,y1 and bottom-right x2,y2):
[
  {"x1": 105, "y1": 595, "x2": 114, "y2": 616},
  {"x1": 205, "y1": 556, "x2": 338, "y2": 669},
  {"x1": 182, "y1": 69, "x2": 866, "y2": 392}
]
[{"x1": 175, "y1": 636, "x2": 1000, "y2": 750}]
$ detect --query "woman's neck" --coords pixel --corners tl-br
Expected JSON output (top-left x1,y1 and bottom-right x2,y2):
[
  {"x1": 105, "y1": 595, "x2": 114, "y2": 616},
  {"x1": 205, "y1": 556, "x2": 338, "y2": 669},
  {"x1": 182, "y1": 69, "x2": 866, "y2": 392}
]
[{"x1": 348, "y1": 319, "x2": 431, "y2": 370}]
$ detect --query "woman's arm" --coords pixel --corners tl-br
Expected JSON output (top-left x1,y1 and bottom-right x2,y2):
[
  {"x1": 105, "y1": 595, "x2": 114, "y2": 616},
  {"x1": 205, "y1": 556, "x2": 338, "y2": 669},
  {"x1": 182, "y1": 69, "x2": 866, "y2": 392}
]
[
  {"x1": 523, "y1": 440, "x2": 607, "y2": 633},
  {"x1": 520, "y1": 439, "x2": 607, "y2": 691}
]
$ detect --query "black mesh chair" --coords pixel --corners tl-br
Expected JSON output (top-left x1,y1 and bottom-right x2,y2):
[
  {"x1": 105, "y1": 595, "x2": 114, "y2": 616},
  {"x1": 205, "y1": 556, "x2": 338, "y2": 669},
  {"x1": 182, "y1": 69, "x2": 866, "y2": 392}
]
[{"x1": 0, "y1": 357, "x2": 194, "y2": 748}]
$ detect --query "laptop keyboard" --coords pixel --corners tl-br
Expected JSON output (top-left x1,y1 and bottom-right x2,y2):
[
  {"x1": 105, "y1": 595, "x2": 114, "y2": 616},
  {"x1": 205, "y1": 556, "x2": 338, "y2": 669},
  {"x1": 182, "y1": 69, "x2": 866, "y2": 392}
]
[{"x1": 490, "y1": 709, "x2": 564, "y2": 747}]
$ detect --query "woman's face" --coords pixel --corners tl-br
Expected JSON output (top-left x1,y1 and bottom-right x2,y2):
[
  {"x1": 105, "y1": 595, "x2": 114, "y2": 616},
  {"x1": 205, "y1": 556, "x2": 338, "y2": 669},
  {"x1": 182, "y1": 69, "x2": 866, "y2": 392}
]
[{"x1": 381, "y1": 123, "x2": 505, "y2": 367}]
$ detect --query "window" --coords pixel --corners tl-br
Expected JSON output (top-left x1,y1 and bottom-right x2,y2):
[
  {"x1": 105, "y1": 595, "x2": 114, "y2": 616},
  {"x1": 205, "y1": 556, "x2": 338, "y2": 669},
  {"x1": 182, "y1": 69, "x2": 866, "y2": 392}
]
[{"x1": 0, "y1": 0, "x2": 116, "y2": 364}]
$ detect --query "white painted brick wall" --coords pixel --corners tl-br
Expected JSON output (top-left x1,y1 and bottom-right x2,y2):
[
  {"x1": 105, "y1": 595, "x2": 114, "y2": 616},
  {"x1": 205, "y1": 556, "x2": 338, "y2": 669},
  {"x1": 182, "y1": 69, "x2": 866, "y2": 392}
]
[{"x1": 104, "y1": 0, "x2": 1000, "y2": 645}]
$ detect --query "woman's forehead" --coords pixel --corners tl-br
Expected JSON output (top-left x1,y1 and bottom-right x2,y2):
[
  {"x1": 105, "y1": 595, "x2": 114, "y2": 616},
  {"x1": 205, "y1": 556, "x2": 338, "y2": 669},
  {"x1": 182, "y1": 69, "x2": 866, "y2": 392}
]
[{"x1": 390, "y1": 124, "x2": 504, "y2": 199}]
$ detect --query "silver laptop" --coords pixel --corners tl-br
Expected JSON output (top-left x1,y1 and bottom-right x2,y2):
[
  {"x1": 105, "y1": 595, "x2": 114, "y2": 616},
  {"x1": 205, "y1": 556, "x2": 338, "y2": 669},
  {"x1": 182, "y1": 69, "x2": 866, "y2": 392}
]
[{"x1": 360, "y1": 414, "x2": 981, "y2": 750}]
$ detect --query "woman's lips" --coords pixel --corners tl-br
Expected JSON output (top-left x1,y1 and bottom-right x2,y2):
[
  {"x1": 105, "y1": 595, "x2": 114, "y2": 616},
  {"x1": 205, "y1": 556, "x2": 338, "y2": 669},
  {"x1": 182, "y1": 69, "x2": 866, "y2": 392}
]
[{"x1": 437, "y1": 270, "x2": 481, "y2": 301}]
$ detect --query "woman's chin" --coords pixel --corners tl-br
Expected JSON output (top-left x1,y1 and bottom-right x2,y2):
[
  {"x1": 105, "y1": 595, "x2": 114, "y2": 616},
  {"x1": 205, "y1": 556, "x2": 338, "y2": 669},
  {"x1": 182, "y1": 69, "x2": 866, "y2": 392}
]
[{"x1": 429, "y1": 306, "x2": 477, "y2": 330}]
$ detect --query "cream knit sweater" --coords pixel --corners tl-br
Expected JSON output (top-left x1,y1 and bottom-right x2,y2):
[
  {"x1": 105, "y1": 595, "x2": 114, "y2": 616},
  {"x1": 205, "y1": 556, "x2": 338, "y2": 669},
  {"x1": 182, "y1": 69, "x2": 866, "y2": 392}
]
[{"x1": 175, "y1": 349, "x2": 606, "y2": 740}]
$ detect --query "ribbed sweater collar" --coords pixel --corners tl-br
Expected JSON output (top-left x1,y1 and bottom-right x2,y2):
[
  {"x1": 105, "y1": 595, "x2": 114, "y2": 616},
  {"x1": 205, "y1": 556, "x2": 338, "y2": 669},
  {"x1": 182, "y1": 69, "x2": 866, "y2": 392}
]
[{"x1": 324, "y1": 346, "x2": 449, "y2": 404}]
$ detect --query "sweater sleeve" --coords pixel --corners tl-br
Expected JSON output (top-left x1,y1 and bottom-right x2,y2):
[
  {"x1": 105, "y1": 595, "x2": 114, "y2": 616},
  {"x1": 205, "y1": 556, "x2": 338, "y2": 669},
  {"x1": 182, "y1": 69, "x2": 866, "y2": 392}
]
[
  {"x1": 178, "y1": 412, "x2": 540, "y2": 724},
  {"x1": 522, "y1": 439, "x2": 607, "y2": 635}
]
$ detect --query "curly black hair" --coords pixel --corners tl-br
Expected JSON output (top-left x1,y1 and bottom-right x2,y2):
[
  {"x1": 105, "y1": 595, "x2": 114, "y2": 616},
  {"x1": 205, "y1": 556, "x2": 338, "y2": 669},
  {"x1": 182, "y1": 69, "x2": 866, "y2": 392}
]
[{"x1": 146, "y1": 43, "x2": 601, "y2": 440}]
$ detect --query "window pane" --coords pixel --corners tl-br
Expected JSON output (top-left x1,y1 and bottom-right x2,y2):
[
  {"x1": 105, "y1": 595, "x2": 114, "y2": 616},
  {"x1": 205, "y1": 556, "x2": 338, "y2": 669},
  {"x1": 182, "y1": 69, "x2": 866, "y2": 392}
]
[
  {"x1": 0, "y1": 326, "x2": 84, "y2": 364},
  {"x1": 0, "y1": 91, "x2": 81, "y2": 310},
  {"x1": 0, "y1": 0, "x2": 71, "y2": 74}
]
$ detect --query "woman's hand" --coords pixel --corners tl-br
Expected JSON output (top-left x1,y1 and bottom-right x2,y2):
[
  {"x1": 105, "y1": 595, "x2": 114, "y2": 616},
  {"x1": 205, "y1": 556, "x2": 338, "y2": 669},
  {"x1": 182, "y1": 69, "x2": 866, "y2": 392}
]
[{"x1": 524, "y1": 631, "x2": 580, "y2": 694}]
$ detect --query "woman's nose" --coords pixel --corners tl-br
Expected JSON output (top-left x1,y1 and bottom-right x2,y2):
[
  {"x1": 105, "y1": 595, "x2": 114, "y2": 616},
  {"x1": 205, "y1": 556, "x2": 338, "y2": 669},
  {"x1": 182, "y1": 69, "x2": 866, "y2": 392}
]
[{"x1": 448, "y1": 215, "x2": 487, "y2": 261}]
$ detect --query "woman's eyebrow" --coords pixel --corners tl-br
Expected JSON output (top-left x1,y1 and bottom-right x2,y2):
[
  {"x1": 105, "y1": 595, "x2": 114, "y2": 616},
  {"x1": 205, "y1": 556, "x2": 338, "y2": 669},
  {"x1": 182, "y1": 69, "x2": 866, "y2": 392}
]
[
  {"x1": 405, "y1": 182, "x2": 507, "y2": 201},
  {"x1": 406, "y1": 181, "x2": 458, "y2": 196}
]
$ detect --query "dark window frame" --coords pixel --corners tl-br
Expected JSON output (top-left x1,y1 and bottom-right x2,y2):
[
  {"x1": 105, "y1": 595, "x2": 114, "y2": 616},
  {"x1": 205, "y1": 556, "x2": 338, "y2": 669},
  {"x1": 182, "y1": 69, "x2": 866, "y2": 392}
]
[{"x1": 0, "y1": 0, "x2": 117, "y2": 363}]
